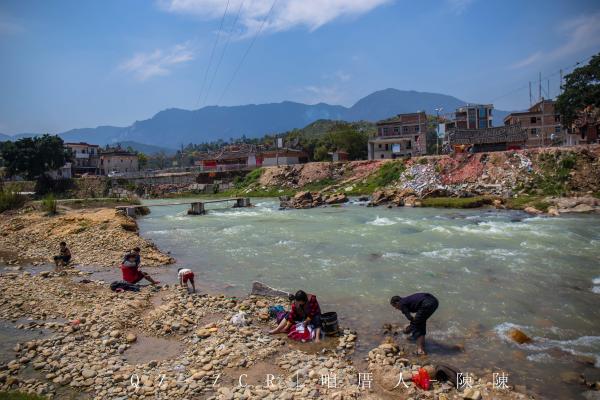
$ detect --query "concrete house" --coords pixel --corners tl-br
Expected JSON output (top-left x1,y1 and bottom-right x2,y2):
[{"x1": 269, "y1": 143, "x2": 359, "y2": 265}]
[{"x1": 368, "y1": 112, "x2": 427, "y2": 159}]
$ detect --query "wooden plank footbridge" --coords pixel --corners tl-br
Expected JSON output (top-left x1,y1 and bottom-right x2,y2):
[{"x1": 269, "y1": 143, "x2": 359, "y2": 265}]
[{"x1": 116, "y1": 197, "x2": 251, "y2": 217}]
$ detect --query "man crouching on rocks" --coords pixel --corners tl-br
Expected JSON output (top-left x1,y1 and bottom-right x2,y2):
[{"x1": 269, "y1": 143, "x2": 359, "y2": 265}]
[
  {"x1": 390, "y1": 293, "x2": 439, "y2": 355},
  {"x1": 53, "y1": 241, "x2": 71, "y2": 268}
]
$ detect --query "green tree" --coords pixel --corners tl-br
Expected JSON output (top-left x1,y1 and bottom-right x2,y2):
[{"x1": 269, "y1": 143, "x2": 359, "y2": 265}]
[
  {"x1": 555, "y1": 53, "x2": 600, "y2": 126},
  {"x1": 137, "y1": 152, "x2": 148, "y2": 169},
  {"x1": 0, "y1": 135, "x2": 71, "y2": 180}
]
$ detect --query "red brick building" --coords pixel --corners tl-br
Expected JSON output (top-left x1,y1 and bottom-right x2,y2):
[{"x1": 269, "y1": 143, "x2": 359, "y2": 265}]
[
  {"x1": 368, "y1": 112, "x2": 427, "y2": 159},
  {"x1": 503, "y1": 99, "x2": 563, "y2": 147}
]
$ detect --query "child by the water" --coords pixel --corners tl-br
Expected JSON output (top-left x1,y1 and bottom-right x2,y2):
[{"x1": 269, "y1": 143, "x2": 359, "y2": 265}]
[
  {"x1": 178, "y1": 268, "x2": 195, "y2": 293},
  {"x1": 53, "y1": 241, "x2": 71, "y2": 267}
]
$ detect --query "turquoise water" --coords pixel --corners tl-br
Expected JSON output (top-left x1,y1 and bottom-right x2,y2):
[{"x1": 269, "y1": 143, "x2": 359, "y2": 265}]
[{"x1": 138, "y1": 198, "x2": 600, "y2": 398}]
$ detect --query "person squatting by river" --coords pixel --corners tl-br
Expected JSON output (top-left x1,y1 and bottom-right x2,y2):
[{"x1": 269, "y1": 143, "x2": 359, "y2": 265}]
[
  {"x1": 120, "y1": 249, "x2": 160, "y2": 285},
  {"x1": 53, "y1": 241, "x2": 71, "y2": 268},
  {"x1": 390, "y1": 293, "x2": 439, "y2": 355},
  {"x1": 269, "y1": 290, "x2": 323, "y2": 343}
]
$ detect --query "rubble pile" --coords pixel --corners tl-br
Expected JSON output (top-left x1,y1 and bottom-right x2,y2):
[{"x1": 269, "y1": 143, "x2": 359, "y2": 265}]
[{"x1": 0, "y1": 208, "x2": 174, "y2": 267}]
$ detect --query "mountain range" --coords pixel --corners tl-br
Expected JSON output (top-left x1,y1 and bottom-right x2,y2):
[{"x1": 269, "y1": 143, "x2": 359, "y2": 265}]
[{"x1": 0, "y1": 89, "x2": 511, "y2": 153}]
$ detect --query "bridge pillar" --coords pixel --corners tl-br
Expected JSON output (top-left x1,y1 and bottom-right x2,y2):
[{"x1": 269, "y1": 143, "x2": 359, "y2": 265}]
[{"x1": 188, "y1": 202, "x2": 205, "y2": 215}]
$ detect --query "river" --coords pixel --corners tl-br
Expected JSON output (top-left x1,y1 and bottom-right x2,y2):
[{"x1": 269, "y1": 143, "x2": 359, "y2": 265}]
[{"x1": 138, "y1": 198, "x2": 600, "y2": 399}]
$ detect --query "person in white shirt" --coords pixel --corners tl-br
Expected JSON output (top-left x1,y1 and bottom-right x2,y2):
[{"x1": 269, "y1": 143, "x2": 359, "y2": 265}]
[{"x1": 178, "y1": 268, "x2": 195, "y2": 293}]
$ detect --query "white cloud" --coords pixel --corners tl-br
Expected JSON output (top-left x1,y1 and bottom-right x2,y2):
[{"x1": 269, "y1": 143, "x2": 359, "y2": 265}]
[
  {"x1": 509, "y1": 52, "x2": 542, "y2": 70},
  {"x1": 299, "y1": 69, "x2": 353, "y2": 104},
  {"x1": 119, "y1": 42, "x2": 195, "y2": 81},
  {"x1": 157, "y1": 0, "x2": 391, "y2": 36},
  {"x1": 446, "y1": 0, "x2": 475, "y2": 15},
  {"x1": 0, "y1": 14, "x2": 24, "y2": 35},
  {"x1": 510, "y1": 12, "x2": 600, "y2": 70}
]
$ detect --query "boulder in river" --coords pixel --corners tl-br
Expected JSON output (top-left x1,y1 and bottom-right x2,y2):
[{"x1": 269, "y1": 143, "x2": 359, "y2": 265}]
[{"x1": 508, "y1": 328, "x2": 532, "y2": 344}]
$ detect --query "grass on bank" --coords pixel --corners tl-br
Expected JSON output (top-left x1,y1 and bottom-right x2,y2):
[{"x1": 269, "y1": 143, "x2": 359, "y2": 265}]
[
  {"x1": 345, "y1": 160, "x2": 407, "y2": 195},
  {"x1": 41, "y1": 194, "x2": 57, "y2": 215},
  {"x1": 504, "y1": 195, "x2": 550, "y2": 212},
  {"x1": 420, "y1": 196, "x2": 494, "y2": 208},
  {"x1": 0, "y1": 190, "x2": 26, "y2": 213}
]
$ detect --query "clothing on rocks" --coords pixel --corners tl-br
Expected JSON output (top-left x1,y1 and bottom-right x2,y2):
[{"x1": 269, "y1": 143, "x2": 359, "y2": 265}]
[
  {"x1": 110, "y1": 281, "x2": 141, "y2": 292},
  {"x1": 288, "y1": 322, "x2": 315, "y2": 342}
]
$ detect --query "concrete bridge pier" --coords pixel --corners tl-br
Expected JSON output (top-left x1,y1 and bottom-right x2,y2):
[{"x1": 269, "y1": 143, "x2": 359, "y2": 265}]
[{"x1": 188, "y1": 202, "x2": 206, "y2": 215}]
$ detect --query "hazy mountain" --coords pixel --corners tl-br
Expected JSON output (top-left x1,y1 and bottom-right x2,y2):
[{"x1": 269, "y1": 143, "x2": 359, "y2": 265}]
[
  {"x1": 1, "y1": 89, "x2": 511, "y2": 146},
  {"x1": 112, "y1": 141, "x2": 176, "y2": 155}
]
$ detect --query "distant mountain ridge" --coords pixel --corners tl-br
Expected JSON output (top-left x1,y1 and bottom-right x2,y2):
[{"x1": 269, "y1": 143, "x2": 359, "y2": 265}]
[{"x1": 1, "y1": 89, "x2": 511, "y2": 149}]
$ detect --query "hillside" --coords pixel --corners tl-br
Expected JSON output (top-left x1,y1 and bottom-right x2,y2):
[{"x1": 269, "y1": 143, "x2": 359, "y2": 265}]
[{"x1": 1, "y1": 89, "x2": 512, "y2": 147}]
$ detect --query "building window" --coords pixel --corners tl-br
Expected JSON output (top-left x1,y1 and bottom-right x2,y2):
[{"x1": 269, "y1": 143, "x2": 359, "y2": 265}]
[
  {"x1": 378, "y1": 144, "x2": 382, "y2": 149},
  {"x1": 393, "y1": 127, "x2": 399, "y2": 133},
  {"x1": 383, "y1": 127, "x2": 389, "y2": 135},
  {"x1": 403, "y1": 126, "x2": 409, "y2": 133},
  {"x1": 555, "y1": 126, "x2": 561, "y2": 134},
  {"x1": 385, "y1": 144, "x2": 389, "y2": 151},
  {"x1": 531, "y1": 128, "x2": 537, "y2": 135},
  {"x1": 555, "y1": 115, "x2": 560, "y2": 123},
  {"x1": 407, "y1": 141, "x2": 412, "y2": 149},
  {"x1": 380, "y1": 154, "x2": 384, "y2": 159},
  {"x1": 414, "y1": 126, "x2": 420, "y2": 132},
  {"x1": 530, "y1": 117, "x2": 537, "y2": 124}
]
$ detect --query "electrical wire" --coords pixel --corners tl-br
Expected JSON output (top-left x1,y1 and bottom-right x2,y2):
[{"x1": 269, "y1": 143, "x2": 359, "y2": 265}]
[
  {"x1": 195, "y1": 0, "x2": 231, "y2": 108},
  {"x1": 217, "y1": 0, "x2": 278, "y2": 105},
  {"x1": 202, "y1": 0, "x2": 245, "y2": 107}
]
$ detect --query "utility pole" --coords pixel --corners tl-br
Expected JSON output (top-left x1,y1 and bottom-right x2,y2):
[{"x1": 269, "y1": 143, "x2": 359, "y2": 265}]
[
  {"x1": 435, "y1": 107, "x2": 443, "y2": 155},
  {"x1": 547, "y1": 80, "x2": 550, "y2": 100},
  {"x1": 559, "y1": 69, "x2": 563, "y2": 94},
  {"x1": 538, "y1": 72, "x2": 542, "y2": 101}
]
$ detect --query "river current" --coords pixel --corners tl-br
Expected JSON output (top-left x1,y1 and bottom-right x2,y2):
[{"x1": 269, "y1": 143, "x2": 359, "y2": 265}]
[{"x1": 138, "y1": 198, "x2": 600, "y2": 398}]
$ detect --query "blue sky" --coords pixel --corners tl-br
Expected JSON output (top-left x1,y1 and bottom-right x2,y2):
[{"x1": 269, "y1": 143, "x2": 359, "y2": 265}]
[{"x1": 1, "y1": 0, "x2": 599, "y2": 134}]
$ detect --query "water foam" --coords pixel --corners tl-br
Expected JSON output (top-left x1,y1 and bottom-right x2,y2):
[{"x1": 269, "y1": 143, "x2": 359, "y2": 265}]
[{"x1": 366, "y1": 216, "x2": 397, "y2": 226}]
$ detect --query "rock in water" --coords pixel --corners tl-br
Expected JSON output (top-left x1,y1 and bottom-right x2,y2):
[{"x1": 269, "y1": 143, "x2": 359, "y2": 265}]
[
  {"x1": 126, "y1": 333, "x2": 137, "y2": 343},
  {"x1": 508, "y1": 328, "x2": 532, "y2": 344},
  {"x1": 250, "y1": 281, "x2": 289, "y2": 298}
]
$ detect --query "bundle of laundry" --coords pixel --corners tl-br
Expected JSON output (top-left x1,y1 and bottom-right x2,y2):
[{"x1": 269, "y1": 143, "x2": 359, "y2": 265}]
[{"x1": 287, "y1": 322, "x2": 315, "y2": 342}]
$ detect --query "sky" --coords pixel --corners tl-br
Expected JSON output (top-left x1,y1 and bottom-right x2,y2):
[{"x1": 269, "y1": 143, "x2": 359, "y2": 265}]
[{"x1": 1, "y1": 0, "x2": 599, "y2": 134}]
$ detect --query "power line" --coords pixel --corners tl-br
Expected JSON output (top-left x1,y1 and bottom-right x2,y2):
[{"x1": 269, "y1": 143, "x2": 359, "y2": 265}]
[
  {"x1": 217, "y1": 0, "x2": 278, "y2": 105},
  {"x1": 195, "y1": 0, "x2": 230, "y2": 109},
  {"x1": 489, "y1": 54, "x2": 594, "y2": 104},
  {"x1": 202, "y1": 0, "x2": 245, "y2": 107}
]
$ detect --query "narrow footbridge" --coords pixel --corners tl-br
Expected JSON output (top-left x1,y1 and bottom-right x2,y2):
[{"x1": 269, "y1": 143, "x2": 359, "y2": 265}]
[{"x1": 116, "y1": 197, "x2": 251, "y2": 217}]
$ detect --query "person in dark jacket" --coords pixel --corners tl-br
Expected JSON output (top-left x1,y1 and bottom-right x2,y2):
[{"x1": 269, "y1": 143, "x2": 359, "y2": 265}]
[{"x1": 390, "y1": 293, "x2": 439, "y2": 355}]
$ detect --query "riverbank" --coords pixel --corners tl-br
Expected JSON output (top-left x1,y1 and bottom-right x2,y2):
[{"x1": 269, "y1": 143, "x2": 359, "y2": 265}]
[
  {"x1": 0, "y1": 268, "x2": 535, "y2": 400},
  {"x1": 210, "y1": 145, "x2": 600, "y2": 214},
  {"x1": 0, "y1": 204, "x2": 174, "y2": 267}
]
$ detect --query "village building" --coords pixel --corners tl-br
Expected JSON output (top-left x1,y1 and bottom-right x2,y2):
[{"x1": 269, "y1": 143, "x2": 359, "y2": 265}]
[
  {"x1": 566, "y1": 105, "x2": 600, "y2": 145},
  {"x1": 64, "y1": 142, "x2": 100, "y2": 176},
  {"x1": 503, "y1": 99, "x2": 563, "y2": 147},
  {"x1": 447, "y1": 124, "x2": 528, "y2": 153},
  {"x1": 47, "y1": 162, "x2": 73, "y2": 180},
  {"x1": 99, "y1": 149, "x2": 139, "y2": 175},
  {"x1": 368, "y1": 112, "x2": 427, "y2": 159},
  {"x1": 445, "y1": 104, "x2": 494, "y2": 131},
  {"x1": 331, "y1": 150, "x2": 349, "y2": 162},
  {"x1": 195, "y1": 144, "x2": 308, "y2": 170},
  {"x1": 261, "y1": 148, "x2": 308, "y2": 166}
]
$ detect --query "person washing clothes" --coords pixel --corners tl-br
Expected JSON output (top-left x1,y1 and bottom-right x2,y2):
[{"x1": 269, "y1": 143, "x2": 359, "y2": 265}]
[
  {"x1": 268, "y1": 290, "x2": 323, "y2": 343},
  {"x1": 390, "y1": 293, "x2": 439, "y2": 355}
]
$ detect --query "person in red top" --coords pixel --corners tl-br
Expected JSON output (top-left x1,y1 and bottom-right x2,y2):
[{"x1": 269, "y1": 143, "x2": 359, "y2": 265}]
[
  {"x1": 268, "y1": 290, "x2": 323, "y2": 342},
  {"x1": 120, "y1": 253, "x2": 159, "y2": 285}
]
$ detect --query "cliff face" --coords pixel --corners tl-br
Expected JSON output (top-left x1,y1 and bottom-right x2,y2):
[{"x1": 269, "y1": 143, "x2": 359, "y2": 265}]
[{"x1": 250, "y1": 145, "x2": 600, "y2": 211}]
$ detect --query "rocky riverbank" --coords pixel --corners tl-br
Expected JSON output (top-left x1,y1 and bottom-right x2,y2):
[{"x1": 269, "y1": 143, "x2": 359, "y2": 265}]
[
  {"x1": 0, "y1": 207, "x2": 174, "y2": 267},
  {"x1": 0, "y1": 269, "x2": 535, "y2": 400},
  {"x1": 254, "y1": 145, "x2": 600, "y2": 214}
]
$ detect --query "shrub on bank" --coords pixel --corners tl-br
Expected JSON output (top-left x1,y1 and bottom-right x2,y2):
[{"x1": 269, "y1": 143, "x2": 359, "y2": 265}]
[
  {"x1": 41, "y1": 194, "x2": 57, "y2": 215},
  {"x1": 0, "y1": 190, "x2": 26, "y2": 212},
  {"x1": 421, "y1": 196, "x2": 493, "y2": 208}
]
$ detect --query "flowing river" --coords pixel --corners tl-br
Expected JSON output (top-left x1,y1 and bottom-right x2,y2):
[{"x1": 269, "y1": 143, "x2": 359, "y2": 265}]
[{"x1": 139, "y1": 198, "x2": 600, "y2": 399}]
